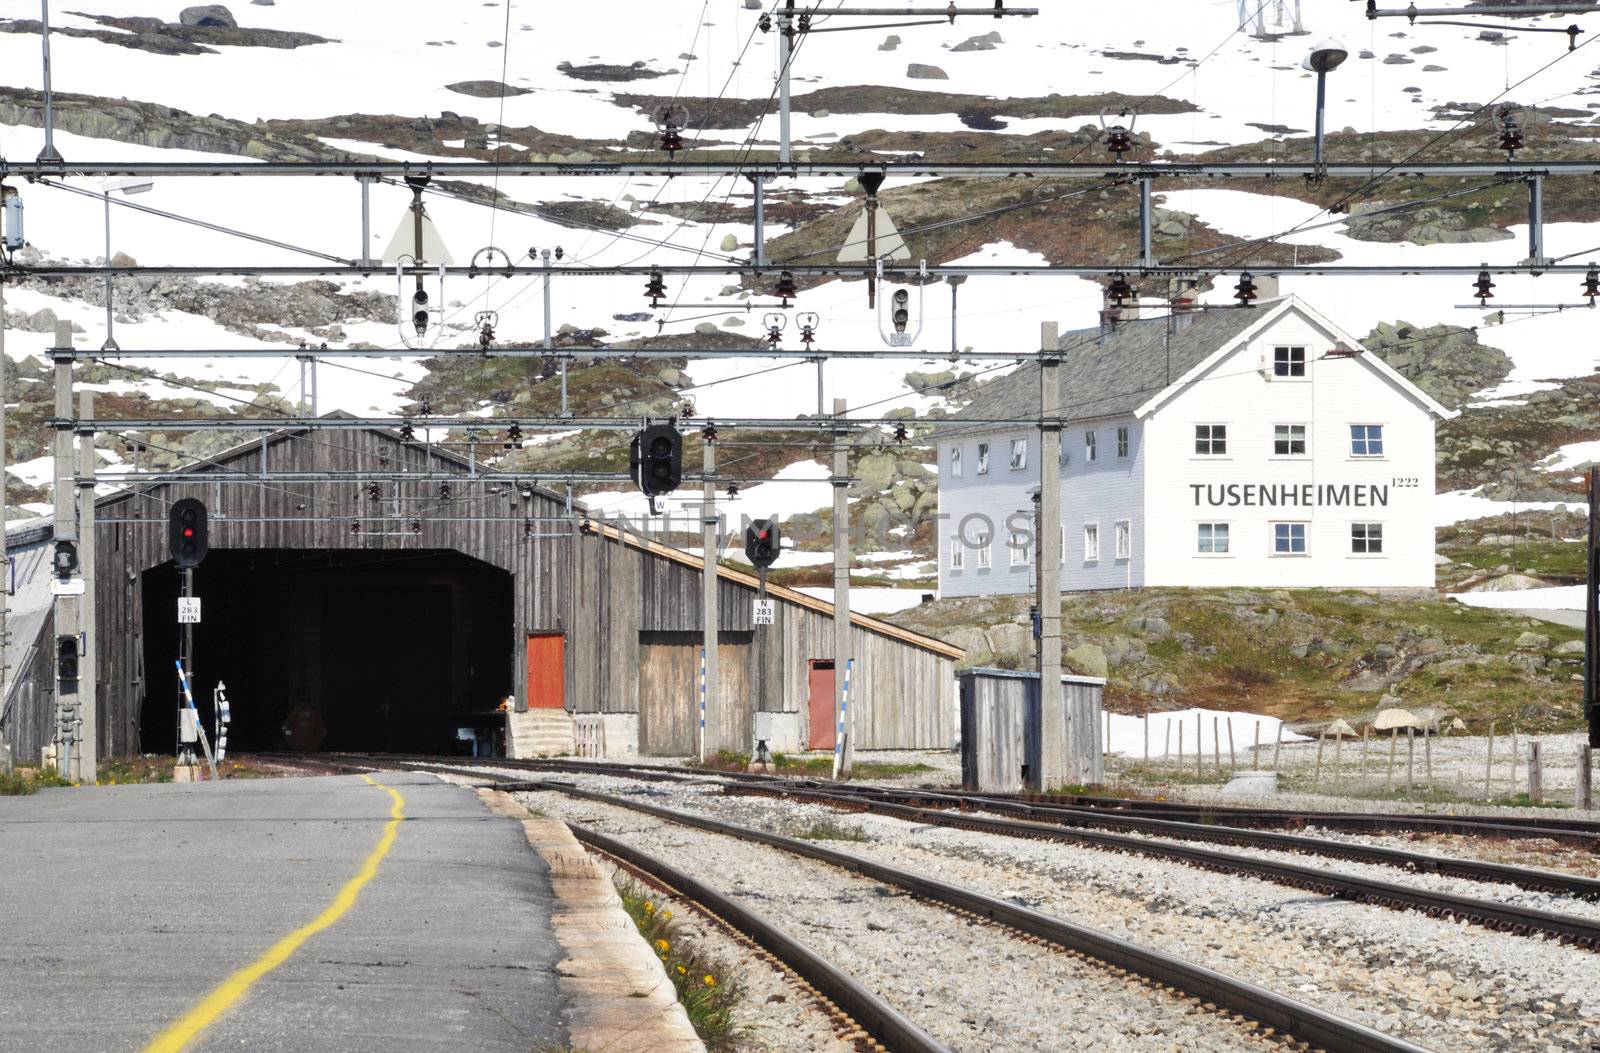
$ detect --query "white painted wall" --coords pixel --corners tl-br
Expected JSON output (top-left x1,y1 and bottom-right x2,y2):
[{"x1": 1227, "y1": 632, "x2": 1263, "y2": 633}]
[{"x1": 1141, "y1": 306, "x2": 1437, "y2": 588}]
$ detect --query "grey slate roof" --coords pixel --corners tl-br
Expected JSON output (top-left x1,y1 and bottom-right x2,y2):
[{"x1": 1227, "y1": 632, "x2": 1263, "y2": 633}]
[{"x1": 949, "y1": 301, "x2": 1277, "y2": 434}]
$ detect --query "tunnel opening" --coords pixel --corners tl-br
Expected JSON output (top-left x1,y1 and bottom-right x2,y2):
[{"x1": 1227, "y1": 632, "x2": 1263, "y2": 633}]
[{"x1": 138, "y1": 549, "x2": 514, "y2": 756}]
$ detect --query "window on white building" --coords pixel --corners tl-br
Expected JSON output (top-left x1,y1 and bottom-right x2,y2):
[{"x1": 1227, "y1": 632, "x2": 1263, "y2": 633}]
[
  {"x1": 1350, "y1": 424, "x2": 1384, "y2": 457},
  {"x1": 1085, "y1": 430, "x2": 1097, "y2": 462},
  {"x1": 1114, "y1": 520, "x2": 1131, "y2": 560},
  {"x1": 1083, "y1": 522, "x2": 1100, "y2": 562},
  {"x1": 1194, "y1": 424, "x2": 1227, "y2": 456},
  {"x1": 948, "y1": 535, "x2": 964, "y2": 570},
  {"x1": 1272, "y1": 522, "x2": 1308, "y2": 556},
  {"x1": 950, "y1": 446, "x2": 963, "y2": 478},
  {"x1": 1273, "y1": 424, "x2": 1307, "y2": 456},
  {"x1": 976, "y1": 536, "x2": 992, "y2": 568},
  {"x1": 1197, "y1": 522, "x2": 1229, "y2": 554},
  {"x1": 1009, "y1": 531, "x2": 1032, "y2": 565},
  {"x1": 1116, "y1": 425, "x2": 1130, "y2": 458},
  {"x1": 1351, "y1": 522, "x2": 1384, "y2": 554},
  {"x1": 1010, "y1": 438, "x2": 1027, "y2": 470},
  {"x1": 1273, "y1": 346, "x2": 1306, "y2": 378},
  {"x1": 976, "y1": 442, "x2": 990, "y2": 474}
]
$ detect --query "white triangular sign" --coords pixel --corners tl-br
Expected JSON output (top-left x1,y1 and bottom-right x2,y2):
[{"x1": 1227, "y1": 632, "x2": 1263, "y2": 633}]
[
  {"x1": 837, "y1": 206, "x2": 910, "y2": 263},
  {"x1": 381, "y1": 208, "x2": 454, "y2": 266}
]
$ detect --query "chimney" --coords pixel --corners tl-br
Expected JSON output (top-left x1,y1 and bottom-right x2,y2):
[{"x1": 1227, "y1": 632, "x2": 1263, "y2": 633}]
[{"x1": 1169, "y1": 280, "x2": 1200, "y2": 331}]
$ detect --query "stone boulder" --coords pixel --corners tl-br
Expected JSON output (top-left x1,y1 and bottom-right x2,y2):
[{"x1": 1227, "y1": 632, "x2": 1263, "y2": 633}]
[
  {"x1": 907, "y1": 63, "x2": 948, "y2": 80},
  {"x1": 1130, "y1": 614, "x2": 1171, "y2": 639},
  {"x1": 180, "y1": 5, "x2": 237, "y2": 27},
  {"x1": 1065, "y1": 642, "x2": 1108, "y2": 679},
  {"x1": 1513, "y1": 631, "x2": 1551, "y2": 650}
]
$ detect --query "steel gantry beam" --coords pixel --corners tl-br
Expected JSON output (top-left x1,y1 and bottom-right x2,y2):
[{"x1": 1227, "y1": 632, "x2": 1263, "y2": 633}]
[
  {"x1": 10, "y1": 160, "x2": 1600, "y2": 179},
  {"x1": 58, "y1": 415, "x2": 1081, "y2": 433},
  {"x1": 44, "y1": 346, "x2": 1077, "y2": 361}
]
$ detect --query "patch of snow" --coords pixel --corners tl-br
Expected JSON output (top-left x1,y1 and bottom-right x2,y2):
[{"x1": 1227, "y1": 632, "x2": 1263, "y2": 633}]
[
  {"x1": 1109, "y1": 708, "x2": 1309, "y2": 760},
  {"x1": 1452, "y1": 586, "x2": 1584, "y2": 611}
]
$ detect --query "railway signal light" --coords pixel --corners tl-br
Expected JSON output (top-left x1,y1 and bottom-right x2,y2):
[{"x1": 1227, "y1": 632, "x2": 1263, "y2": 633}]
[
  {"x1": 645, "y1": 268, "x2": 667, "y2": 307},
  {"x1": 168, "y1": 498, "x2": 208, "y2": 569},
  {"x1": 412, "y1": 287, "x2": 430, "y2": 334},
  {"x1": 744, "y1": 518, "x2": 781, "y2": 569},
  {"x1": 1233, "y1": 272, "x2": 1258, "y2": 307},
  {"x1": 52, "y1": 539, "x2": 78, "y2": 579},
  {"x1": 891, "y1": 288, "x2": 910, "y2": 332},
  {"x1": 1474, "y1": 267, "x2": 1495, "y2": 302},
  {"x1": 57, "y1": 634, "x2": 79, "y2": 684},
  {"x1": 1583, "y1": 265, "x2": 1599, "y2": 301},
  {"x1": 631, "y1": 423, "x2": 683, "y2": 497}
]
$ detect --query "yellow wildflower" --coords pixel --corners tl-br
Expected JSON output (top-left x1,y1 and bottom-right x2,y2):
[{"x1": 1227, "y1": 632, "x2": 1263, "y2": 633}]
[
  {"x1": 644, "y1": 901, "x2": 654, "y2": 913},
  {"x1": 704, "y1": 975, "x2": 716, "y2": 987},
  {"x1": 655, "y1": 939, "x2": 669, "y2": 952},
  {"x1": 662, "y1": 911, "x2": 672, "y2": 921},
  {"x1": 676, "y1": 965, "x2": 687, "y2": 975}
]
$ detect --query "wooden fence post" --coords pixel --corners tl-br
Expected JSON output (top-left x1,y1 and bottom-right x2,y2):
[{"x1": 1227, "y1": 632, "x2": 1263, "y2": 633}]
[
  {"x1": 1165, "y1": 719, "x2": 1173, "y2": 761},
  {"x1": 1578, "y1": 743, "x2": 1593, "y2": 811},
  {"x1": 1143, "y1": 715, "x2": 1149, "y2": 761},
  {"x1": 1359, "y1": 726, "x2": 1369, "y2": 780},
  {"x1": 1197, "y1": 713, "x2": 1203, "y2": 779},
  {"x1": 1528, "y1": 740, "x2": 1543, "y2": 803},
  {"x1": 1212, "y1": 716, "x2": 1221, "y2": 776},
  {"x1": 1510, "y1": 727, "x2": 1520, "y2": 793},
  {"x1": 1253, "y1": 720, "x2": 1261, "y2": 768},
  {"x1": 1226, "y1": 718, "x2": 1236, "y2": 773},
  {"x1": 1423, "y1": 727, "x2": 1432, "y2": 787},
  {"x1": 1313, "y1": 733, "x2": 1325, "y2": 790},
  {"x1": 1272, "y1": 723, "x2": 1283, "y2": 771},
  {"x1": 1177, "y1": 720, "x2": 1184, "y2": 766},
  {"x1": 1406, "y1": 727, "x2": 1415, "y2": 790},
  {"x1": 1386, "y1": 728, "x2": 1397, "y2": 791}
]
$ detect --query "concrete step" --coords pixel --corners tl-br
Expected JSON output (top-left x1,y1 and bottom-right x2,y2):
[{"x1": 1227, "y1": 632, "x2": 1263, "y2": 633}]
[{"x1": 510, "y1": 709, "x2": 577, "y2": 758}]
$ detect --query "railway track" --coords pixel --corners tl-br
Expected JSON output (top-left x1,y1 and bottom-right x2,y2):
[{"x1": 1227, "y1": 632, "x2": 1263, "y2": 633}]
[{"x1": 498, "y1": 773, "x2": 1430, "y2": 1053}]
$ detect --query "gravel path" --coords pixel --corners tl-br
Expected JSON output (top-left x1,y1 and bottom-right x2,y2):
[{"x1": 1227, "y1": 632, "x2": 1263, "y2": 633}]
[
  {"x1": 487, "y1": 767, "x2": 1598, "y2": 1052},
  {"x1": 515, "y1": 784, "x2": 1286, "y2": 1052}
]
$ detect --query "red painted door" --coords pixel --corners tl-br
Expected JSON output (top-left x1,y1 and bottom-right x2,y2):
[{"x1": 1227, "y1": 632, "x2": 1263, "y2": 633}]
[
  {"x1": 527, "y1": 633, "x2": 565, "y2": 709},
  {"x1": 807, "y1": 660, "x2": 835, "y2": 750}
]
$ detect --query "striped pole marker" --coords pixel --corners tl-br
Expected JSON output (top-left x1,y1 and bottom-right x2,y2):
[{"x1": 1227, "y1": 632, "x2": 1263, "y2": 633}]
[
  {"x1": 832, "y1": 658, "x2": 854, "y2": 779},
  {"x1": 698, "y1": 646, "x2": 707, "y2": 763}
]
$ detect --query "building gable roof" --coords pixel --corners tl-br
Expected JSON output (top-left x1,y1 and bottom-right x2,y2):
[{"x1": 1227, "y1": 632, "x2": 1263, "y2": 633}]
[{"x1": 948, "y1": 296, "x2": 1452, "y2": 435}]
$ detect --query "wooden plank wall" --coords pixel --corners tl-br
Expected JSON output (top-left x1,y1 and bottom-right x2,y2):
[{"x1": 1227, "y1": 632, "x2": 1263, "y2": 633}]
[{"x1": 80, "y1": 427, "x2": 955, "y2": 759}]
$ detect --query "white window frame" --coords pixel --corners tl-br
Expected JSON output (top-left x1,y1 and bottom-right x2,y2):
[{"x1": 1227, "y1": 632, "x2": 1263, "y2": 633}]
[
  {"x1": 1273, "y1": 345, "x2": 1307, "y2": 379},
  {"x1": 1083, "y1": 522, "x2": 1100, "y2": 563},
  {"x1": 949, "y1": 446, "x2": 963, "y2": 479},
  {"x1": 948, "y1": 534, "x2": 964, "y2": 570},
  {"x1": 1194, "y1": 423, "x2": 1228, "y2": 457},
  {"x1": 1060, "y1": 524, "x2": 1067, "y2": 565},
  {"x1": 1008, "y1": 530, "x2": 1032, "y2": 566},
  {"x1": 1084, "y1": 430, "x2": 1097, "y2": 462},
  {"x1": 1351, "y1": 522, "x2": 1385, "y2": 556},
  {"x1": 976, "y1": 442, "x2": 990, "y2": 474},
  {"x1": 1272, "y1": 423, "x2": 1308, "y2": 457},
  {"x1": 1114, "y1": 520, "x2": 1131, "y2": 560},
  {"x1": 1350, "y1": 423, "x2": 1385, "y2": 459},
  {"x1": 1010, "y1": 438, "x2": 1028, "y2": 471},
  {"x1": 1116, "y1": 425, "x2": 1130, "y2": 458},
  {"x1": 1196, "y1": 522, "x2": 1231, "y2": 556},
  {"x1": 976, "y1": 535, "x2": 992, "y2": 569},
  {"x1": 1271, "y1": 521, "x2": 1309, "y2": 557}
]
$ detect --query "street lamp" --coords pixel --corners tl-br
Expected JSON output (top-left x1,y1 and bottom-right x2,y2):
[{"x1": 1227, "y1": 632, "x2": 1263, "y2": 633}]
[
  {"x1": 1303, "y1": 38, "x2": 1348, "y2": 166},
  {"x1": 100, "y1": 177, "x2": 154, "y2": 351}
]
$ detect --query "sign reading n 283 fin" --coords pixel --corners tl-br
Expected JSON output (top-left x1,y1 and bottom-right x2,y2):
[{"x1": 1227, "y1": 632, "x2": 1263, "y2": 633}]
[
  {"x1": 752, "y1": 599, "x2": 776, "y2": 626},
  {"x1": 177, "y1": 597, "x2": 202, "y2": 624}
]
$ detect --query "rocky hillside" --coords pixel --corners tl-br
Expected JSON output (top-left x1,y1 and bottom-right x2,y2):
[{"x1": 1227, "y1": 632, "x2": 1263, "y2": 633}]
[{"x1": 888, "y1": 585, "x2": 1584, "y2": 733}]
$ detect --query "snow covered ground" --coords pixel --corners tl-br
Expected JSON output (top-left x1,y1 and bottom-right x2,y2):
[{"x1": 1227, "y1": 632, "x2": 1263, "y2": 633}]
[{"x1": 1109, "y1": 707, "x2": 1309, "y2": 760}]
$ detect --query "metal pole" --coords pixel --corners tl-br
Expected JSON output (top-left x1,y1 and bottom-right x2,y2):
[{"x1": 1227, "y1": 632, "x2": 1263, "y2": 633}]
[
  {"x1": 1313, "y1": 71, "x2": 1328, "y2": 166},
  {"x1": 0, "y1": 275, "x2": 9, "y2": 772},
  {"x1": 1587, "y1": 467, "x2": 1599, "y2": 747},
  {"x1": 51, "y1": 323, "x2": 78, "y2": 778},
  {"x1": 815, "y1": 358, "x2": 825, "y2": 417},
  {"x1": 1528, "y1": 176, "x2": 1545, "y2": 264},
  {"x1": 750, "y1": 176, "x2": 766, "y2": 269},
  {"x1": 702, "y1": 439, "x2": 719, "y2": 756},
  {"x1": 1036, "y1": 321, "x2": 1063, "y2": 791},
  {"x1": 1138, "y1": 180, "x2": 1155, "y2": 266},
  {"x1": 778, "y1": 3, "x2": 795, "y2": 166},
  {"x1": 358, "y1": 175, "x2": 373, "y2": 266},
  {"x1": 76, "y1": 391, "x2": 95, "y2": 781},
  {"x1": 832, "y1": 398, "x2": 853, "y2": 777},
  {"x1": 37, "y1": 1, "x2": 62, "y2": 163},
  {"x1": 101, "y1": 191, "x2": 118, "y2": 352}
]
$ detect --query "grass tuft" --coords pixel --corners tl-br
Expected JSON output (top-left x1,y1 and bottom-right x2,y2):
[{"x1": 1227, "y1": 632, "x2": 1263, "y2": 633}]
[
  {"x1": 614, "y1": 877, "x2": 748, "y2": 1051},
  {"x1": 0, "y1": 766, "x2": 73, "y2": 795},
  {"x1": 794, "y1": 819, "x2": 869, "y2": 842}
]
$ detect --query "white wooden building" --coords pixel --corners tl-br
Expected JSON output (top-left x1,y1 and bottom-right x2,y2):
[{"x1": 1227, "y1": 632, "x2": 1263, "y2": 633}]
[{"x1": 937, "y1": 296, "x2": 1452, "y2": 596}]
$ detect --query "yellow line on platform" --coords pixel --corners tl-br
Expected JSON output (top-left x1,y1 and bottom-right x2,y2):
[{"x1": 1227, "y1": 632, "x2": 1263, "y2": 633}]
[{"x1": 141, "y1": 775, "x2": 406, "y2": 1053}]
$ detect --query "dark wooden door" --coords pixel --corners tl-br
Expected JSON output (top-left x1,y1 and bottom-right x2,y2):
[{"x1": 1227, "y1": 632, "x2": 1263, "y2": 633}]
[
  {"x1": 807, "y1": 660, "x2": 836, "y2": 750},
  {"x1": 526, "y1": 633, "x2": 565, "y2": 709}
]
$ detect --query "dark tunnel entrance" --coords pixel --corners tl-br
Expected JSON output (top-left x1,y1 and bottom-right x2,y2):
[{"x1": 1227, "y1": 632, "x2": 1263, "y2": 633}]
[{"x1": 139, "y1": 549, "x2": 514, "y2": 756}]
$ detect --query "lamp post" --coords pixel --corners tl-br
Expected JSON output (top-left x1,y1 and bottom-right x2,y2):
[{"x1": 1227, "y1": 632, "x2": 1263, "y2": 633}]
[
  {"x1": 100, "y1": 177, "x2": 154, "y2": 351},
  {"x1": 1304, "y1": 39, "x2": 1348, "y2": 166}
]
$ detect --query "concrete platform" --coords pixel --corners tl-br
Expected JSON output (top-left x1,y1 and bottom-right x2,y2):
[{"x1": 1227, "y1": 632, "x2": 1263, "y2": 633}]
[{"x1": 0, "y1": 772, "x2": 569, "y2": 1052}]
